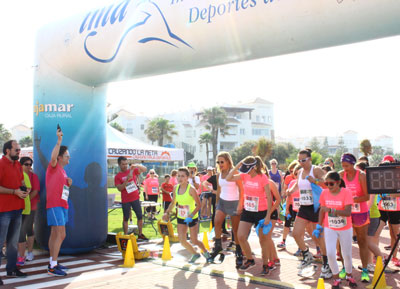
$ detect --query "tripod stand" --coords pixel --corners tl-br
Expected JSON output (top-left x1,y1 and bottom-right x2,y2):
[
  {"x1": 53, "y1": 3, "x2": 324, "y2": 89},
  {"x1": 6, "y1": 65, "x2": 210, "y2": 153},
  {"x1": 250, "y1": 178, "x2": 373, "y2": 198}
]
[{"x1": 372, "y1": 232, "x2": 400, "y2": 289}]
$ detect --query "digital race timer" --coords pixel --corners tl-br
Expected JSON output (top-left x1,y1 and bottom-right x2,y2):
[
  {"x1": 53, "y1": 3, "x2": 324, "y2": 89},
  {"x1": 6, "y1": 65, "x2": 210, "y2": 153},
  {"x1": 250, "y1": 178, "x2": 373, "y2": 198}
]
[{"x1": 366, "y1": 163, "x2": 400, "y2": 194}]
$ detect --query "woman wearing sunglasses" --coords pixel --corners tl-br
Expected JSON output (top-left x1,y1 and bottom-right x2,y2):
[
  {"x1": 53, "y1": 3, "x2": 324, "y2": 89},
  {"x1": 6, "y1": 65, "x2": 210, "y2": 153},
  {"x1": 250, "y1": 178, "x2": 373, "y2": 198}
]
[
  {"x1": 287, "y1": 149, "x2": 331, "y2": 279},
  {"x1": 339, "y1": 153, "x2": 370, "y2": 282},
  {"x1": 207, "y1": 152, "x2": 244, "y2": 267},
  {"x1": 163, "y1": 167, "x2": 210, "y2": 263},
  {"x1": 226, "y1": 156, "x2": 273, "y2": 273},
  {"x1": 318, "y1": 171, "x2": 356, "y2": 289}
]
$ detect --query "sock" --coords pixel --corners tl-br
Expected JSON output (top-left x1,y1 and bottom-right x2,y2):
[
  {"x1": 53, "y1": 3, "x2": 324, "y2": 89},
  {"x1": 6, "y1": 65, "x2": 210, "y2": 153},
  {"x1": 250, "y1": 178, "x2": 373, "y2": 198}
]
[
  {"x1": 215, "y1": 238, "x2": 222, "y2": 247},
  {"x1": 50, "y1": 260, "x2": 57, "y2": 268},
  {"x1": 302, "y1": 248, "x2": 309, "y2": 256},
  {"x1": 236, "y1": 244, "x2": 242, "y2": 255},
  {"x1": 49, "y1": 257, "x2": 52, "y2": 263},
  {"x1": 322, "y1": 255, "x2": 328, "y2": 266},
  {"x1": 282, "y1": 239, "x2": 286, "y2": 243}
]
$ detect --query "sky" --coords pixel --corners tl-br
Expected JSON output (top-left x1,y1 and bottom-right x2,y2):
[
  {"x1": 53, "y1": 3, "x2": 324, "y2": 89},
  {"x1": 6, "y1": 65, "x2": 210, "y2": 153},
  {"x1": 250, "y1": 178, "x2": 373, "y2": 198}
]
[{"x1": 1, "y1": 1, "x2": 399, "y2": 152}]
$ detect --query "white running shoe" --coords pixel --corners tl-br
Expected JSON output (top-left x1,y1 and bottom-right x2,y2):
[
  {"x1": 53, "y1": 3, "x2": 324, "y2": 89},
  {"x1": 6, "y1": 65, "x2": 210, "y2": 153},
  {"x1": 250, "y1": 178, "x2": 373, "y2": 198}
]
[
  {"x1": 26, "y1": 252, "x2": 34, "y2": 262},
  {"x1": 320, "y1": 264, "x2": 333, "y2": 279},
  {"x1": 297, "y1": 251, "x2": 313, "y2": 269}
]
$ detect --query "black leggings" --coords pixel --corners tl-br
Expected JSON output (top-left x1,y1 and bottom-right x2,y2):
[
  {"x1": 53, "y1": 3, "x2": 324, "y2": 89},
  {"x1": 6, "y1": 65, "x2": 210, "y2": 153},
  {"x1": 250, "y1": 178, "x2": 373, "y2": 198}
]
[
  {"x1": 19, "y1": 211, "x2": 36, "y2": 243},
  {"x1": 146, "y1": 195, "x2": 158, "y2": 213}
]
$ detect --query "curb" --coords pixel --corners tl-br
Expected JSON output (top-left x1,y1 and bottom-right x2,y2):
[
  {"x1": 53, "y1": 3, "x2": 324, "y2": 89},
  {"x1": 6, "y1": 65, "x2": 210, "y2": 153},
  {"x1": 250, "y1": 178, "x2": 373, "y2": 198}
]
[{"x1": 151, "y1": 259, "x2": 314, "y2": 289}]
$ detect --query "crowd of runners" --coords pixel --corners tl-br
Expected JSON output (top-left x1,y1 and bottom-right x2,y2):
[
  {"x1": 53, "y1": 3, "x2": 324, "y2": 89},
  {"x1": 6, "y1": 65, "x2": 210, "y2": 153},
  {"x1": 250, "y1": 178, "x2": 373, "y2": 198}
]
[{"x1": 1, "y1": 125, "x2": 399, "y2": 289}]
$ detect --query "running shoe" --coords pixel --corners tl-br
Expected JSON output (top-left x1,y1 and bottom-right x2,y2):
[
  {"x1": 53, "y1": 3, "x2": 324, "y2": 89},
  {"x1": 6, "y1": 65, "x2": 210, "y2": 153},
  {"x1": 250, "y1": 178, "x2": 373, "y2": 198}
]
[
  {"x1": 188, "y1": 253, "x2": 201, "y2": 264},
  {"x1": 26, "y1": 252, "x2": 34, "y2": 261},
  {"x1": 358, "y1": 264, "x2": 375, "y2": 272},
  {"x1": 339, "y1": 268, "x2": 346, "y2": 279},
  {"x1": 352, "y1": 236, "x2": 357, "y2": 243},
  {"x1": 294, "y1": 248, "x2": 302, "y2": 257},
  {"x1": 0, "y1": 276, "x2": 3, "y2": 286},
  {"x1": 56, "y1": 263, "x2": 69, "y2": 271},
  {"x1": 202, "y1": 251, "x2": 211, "y2": 262},
  {"x1": 332, "y1": 279, "x2": 341, "y2": 289},
  {"x1": 235, "y1": 255, "x2": 243, "y2": 269},
  {"x1": 277, "y1": 241, "x2": 286, "y2": 249},
  {"x1": 47, "y1": 265, "x2": 67, "y2": 277},
  {"x1": 392, "y1": 257, "x2": 400, "y2": 267},
  {"x1": 137, "y1": 233, "x2": 149, "y2": 241},
  {"x1": 7, "y1": 268, "x2": 27, "y2": 278},
  {"x1": 347, "y1": 276, "x2": 357, "y2": 288},
  {"x1": 314, "y1": 247, "x2": 322, "y2": 259},
  {"x1": 16, "y1": 256, "x2": 26, "y2": 267},
  {"x1": 267, "y1": 261, "x2": 276, "y2": 271},
  {"x1": 227, "y1": 241, "x2": 235, "y2": 249},
  {"x1": 297, "y1": 251, "x2": 313, "y2": 269},
  {"x1": 260, "y1": 264, "x2": 269, "y2": 276},
  {"x1": 361, "y1": 268, "x2": 370, "y2": 283},
  {"x1": 239, "y1": 259, "x2": 256, "y2": 271},
  {"x1": 274, "y1": 258, "x2": 280, "y2": 266},
  {"x1": 319, "y1": 264, "x2": 333, "y2": 279}
]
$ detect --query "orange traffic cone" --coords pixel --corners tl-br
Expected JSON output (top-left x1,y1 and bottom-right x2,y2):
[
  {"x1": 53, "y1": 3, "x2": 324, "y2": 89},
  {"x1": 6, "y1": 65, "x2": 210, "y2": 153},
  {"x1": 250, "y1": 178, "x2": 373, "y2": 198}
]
[{"x1": 367, "y1": 256, "x2": 392, "y2": 289}]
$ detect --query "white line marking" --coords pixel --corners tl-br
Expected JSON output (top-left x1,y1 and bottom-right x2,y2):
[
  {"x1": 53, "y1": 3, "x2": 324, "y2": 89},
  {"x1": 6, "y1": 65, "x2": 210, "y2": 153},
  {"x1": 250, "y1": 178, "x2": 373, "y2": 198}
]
[
  {"x1": 15, "y1": 267, "x2": 134, "y2": 289},
  {"x1": 4, "y1": 263, "x2": 113, "y2": 285},
  {"x1": 21, "y1": 255, "x2": 76, "y2": 266},
  {"x1": 21, "y1": 260, "x2": 94, "y2": 273}
]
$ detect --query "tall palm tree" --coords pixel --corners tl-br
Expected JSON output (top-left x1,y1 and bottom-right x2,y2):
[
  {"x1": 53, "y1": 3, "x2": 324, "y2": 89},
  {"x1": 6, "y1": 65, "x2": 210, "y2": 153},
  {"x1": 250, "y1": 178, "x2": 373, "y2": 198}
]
[
  {"x1": 144, "y1": 117, "x2": 178, "y2": 146},
  {"x1": 201, "y1": 107, "x2": 229, "y2": 164},
  {"x1": 199, "y1": 132, "x2": 213, "y2": 166}
]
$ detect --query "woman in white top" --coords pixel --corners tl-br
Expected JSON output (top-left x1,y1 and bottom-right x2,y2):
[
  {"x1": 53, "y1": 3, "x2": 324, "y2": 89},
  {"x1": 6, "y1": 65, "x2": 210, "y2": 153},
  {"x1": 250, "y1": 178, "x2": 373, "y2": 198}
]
[{"x1": 207, "y1": 152, "x2": 243, "y2": 267}]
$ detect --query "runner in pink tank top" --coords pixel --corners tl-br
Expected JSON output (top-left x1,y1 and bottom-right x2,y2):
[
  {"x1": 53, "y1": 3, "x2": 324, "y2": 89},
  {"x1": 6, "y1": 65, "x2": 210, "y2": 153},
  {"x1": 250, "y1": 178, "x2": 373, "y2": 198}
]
[{"x1": 340, "y1": 153, "x2": 370, "y2": 283}]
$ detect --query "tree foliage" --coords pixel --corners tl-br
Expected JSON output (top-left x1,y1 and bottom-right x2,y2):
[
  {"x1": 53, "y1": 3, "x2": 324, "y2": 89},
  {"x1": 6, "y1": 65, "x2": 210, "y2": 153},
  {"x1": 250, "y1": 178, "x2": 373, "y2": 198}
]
[
  {"x1": 0, "y1": 124, "x2": 11, "y2": 149},
  {"x1": 144, "y1": 117, "x2": 178, "y2": 146},
  {"x1": 110, "y1": 122, "x2": 125, "y2": 133},
  {"x1": 20, "y1": 136, "x2": 33, "y2": 148},
  {"x1": 230, "y1": 140, "x2": 257, "y2": 165},
  {"x1": 201, "y1": 107, "x2": 229, "y2": 164},
  {"x1": 199, "y1": 132, "x2": 213, "y2": 166},
  {"x1": 253, "y1": 137, "x2": 273, "y2": 163}
]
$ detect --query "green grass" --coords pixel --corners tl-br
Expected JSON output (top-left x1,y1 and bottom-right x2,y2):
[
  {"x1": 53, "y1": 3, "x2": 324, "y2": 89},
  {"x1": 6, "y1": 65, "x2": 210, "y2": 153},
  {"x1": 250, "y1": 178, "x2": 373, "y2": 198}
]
[{"x1": 107, "y1": 188, "x2": 211, "y2": 239}]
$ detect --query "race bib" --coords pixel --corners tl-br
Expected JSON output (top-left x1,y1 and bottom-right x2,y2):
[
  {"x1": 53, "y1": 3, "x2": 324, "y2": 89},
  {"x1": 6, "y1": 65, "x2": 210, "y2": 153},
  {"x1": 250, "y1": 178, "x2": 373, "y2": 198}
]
[
  {"x1": 152, "y1": 187, "x2": 159, "y2": 194},
  {"x1": 244, "y1": 196, "x2": 259, "y2": 212},
  {"x1": 178, "y1": 205, "x2": 190, "y2": 218},
  {"x1": 126, "y1": 182, "x2": 138, "y2": 194},
  {"x1": 352, "y1": 203, "x2": 361, "y2": 213},
  {"x1": 62, "y1": 185, "x2": 69, "y2": 201},
  {"x1": 293, "y1": 198, "x2": 300, "y2": 211},
  {"x1": 382, "y1": 197, "x2": 398, "y2": 211},
  {"x1": 328, "y1": 215, "x2": 347, "y2": 229},
  {"x1": 300, "y1": 190, "x2": 313, "y2": 206}
]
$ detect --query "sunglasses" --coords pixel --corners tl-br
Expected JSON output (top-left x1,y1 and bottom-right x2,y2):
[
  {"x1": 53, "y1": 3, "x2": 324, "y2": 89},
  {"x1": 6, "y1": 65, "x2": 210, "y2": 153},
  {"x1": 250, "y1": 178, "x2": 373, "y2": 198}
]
[
  {"x1": 150, "y1": 172, "x2": 155, "y2": 174},
  {"x1": 298, "y1": 157, "x2": 310, "y2": 163},
  {"x1": 15, "y1": 149, "x2": 21, "y2": 152},
  {"x1": 271, "y1": 163, "x2": 277, "y2": 165},
  {"x1": 324, "y1": 181, "x2": 337, "y2": 187},
  {"x1": 23, "y1": 163, "x2": 32, "y2": 167},
  {"x1": 324, "y1": 162, "x2": 330, "y2": 165},
  {"x1": 216, "y1": 161, "x2": 225, "y2": 164}
]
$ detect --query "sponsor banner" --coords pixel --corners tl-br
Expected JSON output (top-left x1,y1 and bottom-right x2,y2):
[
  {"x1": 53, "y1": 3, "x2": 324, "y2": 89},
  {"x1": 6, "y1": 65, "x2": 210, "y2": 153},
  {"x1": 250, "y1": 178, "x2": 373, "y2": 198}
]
[{"x1": 107, "y1": 148, "x2": 183, "y2": 161}]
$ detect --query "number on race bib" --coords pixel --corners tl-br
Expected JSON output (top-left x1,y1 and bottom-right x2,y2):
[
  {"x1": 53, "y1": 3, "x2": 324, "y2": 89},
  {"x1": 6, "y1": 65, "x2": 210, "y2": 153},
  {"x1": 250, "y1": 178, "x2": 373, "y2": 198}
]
[
  {"x1": 178, "y1": 205, "x2": 190, "y2": 219},
  {"x1": 62, "y1": 185, "x2": 69, "y2": 201},
  {"x1": 382, "y1": 197, "x2": 397, "y2": 211},
  {"x1": 300, "y1": 190, "x2": 313, "y2": 206},
  {"x1": 244, "y1": 196, "x2": 259, "y2": 212},
  {"x1": 152, "y1": 187, "x2": 159, "y2": 194},
  {"x1": 126, "y1": 182, "x2": 138, "y2": 194},
  {"x1": 352, "y1": 203, "x2": 361, "y2": 213},
  {"x1": 293, "y1": 198, "x2": 300, "y2": 211},
  {"x1": 328, "y1": 215, "x2": 347, "y2": 229}
]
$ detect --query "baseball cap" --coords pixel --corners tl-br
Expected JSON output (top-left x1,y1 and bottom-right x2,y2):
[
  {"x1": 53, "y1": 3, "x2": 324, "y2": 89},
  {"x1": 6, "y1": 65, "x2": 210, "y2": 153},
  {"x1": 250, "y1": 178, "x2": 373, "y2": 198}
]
[
  {"x1": 382, "y1": 155, "x2": 395, "y2": 163},
  {"x1": 239, "y1": 160, "x2": 257, "y2": 174},
  {"x1": 187, "y1": 162, "x2": 197, "y2": 168},
  {"x1": 207, "y1": 166, "x2": 213, "y2": 171}
]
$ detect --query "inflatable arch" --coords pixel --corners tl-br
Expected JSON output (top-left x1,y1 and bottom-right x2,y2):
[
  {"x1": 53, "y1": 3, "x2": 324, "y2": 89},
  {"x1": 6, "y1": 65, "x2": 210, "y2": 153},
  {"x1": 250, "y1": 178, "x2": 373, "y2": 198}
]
[{"x1": 33, "y1": 0, "x2": 400, "y2": 253}]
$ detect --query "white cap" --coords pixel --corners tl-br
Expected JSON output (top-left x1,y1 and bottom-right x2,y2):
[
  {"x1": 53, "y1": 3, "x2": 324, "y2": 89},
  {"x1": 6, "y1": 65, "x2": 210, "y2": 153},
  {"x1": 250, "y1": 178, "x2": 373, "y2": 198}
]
[{"x1": 207, "y1": 166, "x2": 213, "y2": 170}]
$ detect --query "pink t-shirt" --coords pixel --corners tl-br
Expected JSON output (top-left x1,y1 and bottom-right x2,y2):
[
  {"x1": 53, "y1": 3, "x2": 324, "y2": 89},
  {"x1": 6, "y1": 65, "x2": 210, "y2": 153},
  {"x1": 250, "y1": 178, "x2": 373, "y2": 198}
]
[
  {"x1": 46, "y1": 163, "x2": 68, "y2": 209},
  {"x1": 144, "y1": 177, "x2": 159, "y2": 195},
  {"x1": 169, "y1": 177, "x2": 178, "y2": 187},
  {"x1": 114, "y1": 168, "x2": 140, "y2": 203},
  {"x1": 200, "y1": 174, "x2": 213, "y2": 193},
  {"x1": 319, "y1": 188, "x2": 354, "y2": 231},
  {"x1": 240, "y1": 173, "x2": 270, "y2": 212},
  {"x1": 288, "y1": 180, "x2": 300, "y2": 212},
  {"x1": 29, "y1": 172, "x2": 40, "y2": 211}
]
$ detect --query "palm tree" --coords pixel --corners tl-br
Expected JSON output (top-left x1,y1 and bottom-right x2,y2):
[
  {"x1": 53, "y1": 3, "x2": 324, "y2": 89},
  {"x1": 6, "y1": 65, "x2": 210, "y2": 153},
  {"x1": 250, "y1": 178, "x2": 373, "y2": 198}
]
[
  {"x1": 360, "y1": 139, "x2": 372, "y2": 157},
  {"x1": 253, "y1": 137, "x2": 273, "y2": 163},
  {"x1": 144, "y1": 117, "x2": 178, "y2": 146},
  {"x1": 110, "y1": 122, "x2": 125, "y2": 133},
  {"x1": 201, "y1": 107, "x2": 229, "y2": 164},
  {"x1": 199, "y1": 132, "x2": 213, "y2": 166}
]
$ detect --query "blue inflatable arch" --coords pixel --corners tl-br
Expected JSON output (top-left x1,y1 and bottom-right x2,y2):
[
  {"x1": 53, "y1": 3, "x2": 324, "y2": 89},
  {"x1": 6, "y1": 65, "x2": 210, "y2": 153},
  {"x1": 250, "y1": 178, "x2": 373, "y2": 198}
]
[{"x1": 33, "y1": 0, "x2": 400, "y2": 253}]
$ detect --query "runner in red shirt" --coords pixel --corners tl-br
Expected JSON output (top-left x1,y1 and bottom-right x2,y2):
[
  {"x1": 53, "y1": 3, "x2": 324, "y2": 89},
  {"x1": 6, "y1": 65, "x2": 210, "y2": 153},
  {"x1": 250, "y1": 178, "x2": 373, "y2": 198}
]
[
  {"x1": 161, "y1": 175, "x2": 173, "y2": 212},
  {"x1": 46, "y1": 128, "x2": 72, "y2": 277},
  {"x1": 114, "y1": 157, "x2": 147, "y2": 239},
  {"x1": 0, "y1": 140, "x2": 28, "y2": 281}
]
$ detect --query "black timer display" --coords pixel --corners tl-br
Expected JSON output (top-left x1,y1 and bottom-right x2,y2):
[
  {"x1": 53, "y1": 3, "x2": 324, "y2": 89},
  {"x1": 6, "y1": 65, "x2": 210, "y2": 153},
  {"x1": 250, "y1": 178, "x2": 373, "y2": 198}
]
[{"x1": 366, "y1": 164, "x2": 400, "y2": 194}]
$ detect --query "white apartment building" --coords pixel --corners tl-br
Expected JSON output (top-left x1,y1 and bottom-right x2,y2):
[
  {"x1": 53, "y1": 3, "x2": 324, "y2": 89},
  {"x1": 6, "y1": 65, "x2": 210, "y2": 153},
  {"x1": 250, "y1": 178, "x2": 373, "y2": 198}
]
[
  {"x1": 109, "y1": 98, "x2": 275, "y2": 166},
  {"x1": 11, "y1": 123, "x2": 31, "y2": 142}
]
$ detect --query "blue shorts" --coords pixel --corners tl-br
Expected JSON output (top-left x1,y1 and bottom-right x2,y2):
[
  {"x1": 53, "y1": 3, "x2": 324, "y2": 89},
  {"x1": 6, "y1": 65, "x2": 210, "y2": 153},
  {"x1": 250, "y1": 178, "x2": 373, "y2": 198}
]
[{"x1": 47, "y1": 207, "x2": 68, "y2": 226}]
